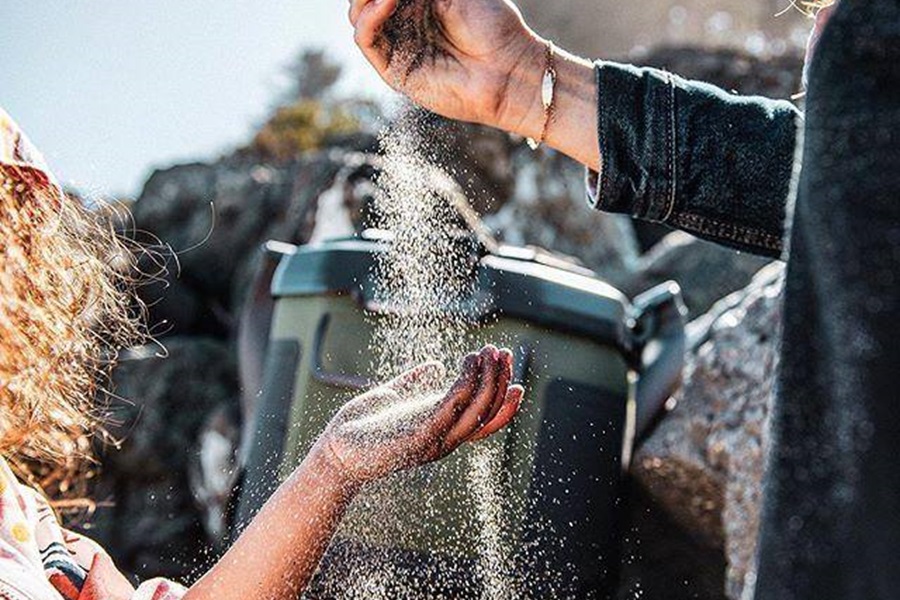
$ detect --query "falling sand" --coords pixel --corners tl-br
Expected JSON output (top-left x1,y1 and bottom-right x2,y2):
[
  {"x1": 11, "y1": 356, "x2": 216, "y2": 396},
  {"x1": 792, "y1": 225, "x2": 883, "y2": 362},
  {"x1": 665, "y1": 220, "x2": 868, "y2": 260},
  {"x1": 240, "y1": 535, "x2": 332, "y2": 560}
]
[{"x1": 313, "y1": 108, "x2": 520, "y2": 600}]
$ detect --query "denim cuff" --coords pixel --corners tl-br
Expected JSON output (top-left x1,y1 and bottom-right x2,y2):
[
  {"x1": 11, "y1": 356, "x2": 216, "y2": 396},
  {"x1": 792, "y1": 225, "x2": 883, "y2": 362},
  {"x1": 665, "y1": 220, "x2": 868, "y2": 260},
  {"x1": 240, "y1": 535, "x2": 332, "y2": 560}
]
[
  {"x1": 585, "y1": 60, "x2": 799, "y2": 259},
  {"x1": 587, "y1": 61, "x2": 676, "y2": 223}
]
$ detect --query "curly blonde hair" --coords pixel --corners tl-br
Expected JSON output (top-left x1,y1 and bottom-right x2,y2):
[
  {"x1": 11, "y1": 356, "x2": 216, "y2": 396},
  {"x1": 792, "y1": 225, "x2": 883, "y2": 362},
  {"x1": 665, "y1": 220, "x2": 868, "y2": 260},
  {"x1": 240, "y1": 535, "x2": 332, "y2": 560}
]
[
  {"x1": 803, "y1": 0, "x2": 836, "y2": 13},
  {"x1": 0, "y1": 165, "x2": 145, "y2": 499}
]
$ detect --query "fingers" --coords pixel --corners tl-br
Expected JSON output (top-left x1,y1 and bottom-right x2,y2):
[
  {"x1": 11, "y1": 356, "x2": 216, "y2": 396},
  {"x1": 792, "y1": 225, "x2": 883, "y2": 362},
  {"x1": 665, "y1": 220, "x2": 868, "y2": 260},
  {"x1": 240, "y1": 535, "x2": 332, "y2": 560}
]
[
  {"x1": 443, "y1": 345, "x2": 505, "y2": 449},
  {"x1": 426, "y1": 352, "x2": 482, "y2": 436},
  {"x1": 467, "y1": 385, "x2": 524, "y2": 442},
  {"x1": 386, "y1": 361, "x2": 447, "y2": 398},
  {"x1": 486, "y1": 349, "x2": 513, "y2": 424},
  {"x1": 401, "y1": 346, "x2": 522, "y2": 461},
  {"x1": 353, "y1": 0, "x2": 399, "y2": 73}
]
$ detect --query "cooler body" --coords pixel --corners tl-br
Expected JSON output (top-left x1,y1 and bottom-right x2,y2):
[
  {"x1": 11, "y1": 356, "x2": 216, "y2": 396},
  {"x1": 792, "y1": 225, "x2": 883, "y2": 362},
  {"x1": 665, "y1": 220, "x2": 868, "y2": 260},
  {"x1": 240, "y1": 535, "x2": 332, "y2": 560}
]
[{"x1": 235, "y1": 237, "x2": 682, "y2": 598}]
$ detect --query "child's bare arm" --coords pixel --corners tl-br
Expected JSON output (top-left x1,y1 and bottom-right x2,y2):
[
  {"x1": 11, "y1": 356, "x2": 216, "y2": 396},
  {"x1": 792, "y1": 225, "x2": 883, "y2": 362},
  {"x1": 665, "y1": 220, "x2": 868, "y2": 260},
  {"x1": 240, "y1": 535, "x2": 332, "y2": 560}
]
[
  {"x1": 183, "y1": 444, "x2": 356, "y2": 600},
  {"x1": 184, "y1": 345, "x2": 522, "y2": 600}
]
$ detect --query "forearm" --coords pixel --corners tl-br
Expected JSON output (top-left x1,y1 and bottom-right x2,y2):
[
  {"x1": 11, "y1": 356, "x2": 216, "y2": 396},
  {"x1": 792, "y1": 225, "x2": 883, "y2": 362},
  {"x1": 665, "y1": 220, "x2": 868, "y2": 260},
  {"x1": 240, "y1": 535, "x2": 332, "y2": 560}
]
[
  {"x1": 184, "y1": 445, "x2": 357, "y2": 600},
  {"x1": 494, "y1": 37, "x2": 800, "y2": 259},
  {"x1": 495, "y1": 37, "x2": 600, "y2": 171}
]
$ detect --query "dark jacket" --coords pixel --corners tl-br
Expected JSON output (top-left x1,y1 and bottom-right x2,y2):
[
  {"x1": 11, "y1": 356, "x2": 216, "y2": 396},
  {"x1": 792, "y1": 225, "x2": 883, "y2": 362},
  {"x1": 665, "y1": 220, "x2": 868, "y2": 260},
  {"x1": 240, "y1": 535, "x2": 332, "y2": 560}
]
[{"x1": 589, "y1": 1, "x2": 900, "y2": 598}]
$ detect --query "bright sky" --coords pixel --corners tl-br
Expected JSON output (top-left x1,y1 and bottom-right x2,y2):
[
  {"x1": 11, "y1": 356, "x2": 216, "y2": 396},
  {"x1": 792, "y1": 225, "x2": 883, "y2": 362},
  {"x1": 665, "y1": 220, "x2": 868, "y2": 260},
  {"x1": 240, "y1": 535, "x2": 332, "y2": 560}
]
[{"x1": 0, "y1": 1, "x2": 391, "y2": 197}]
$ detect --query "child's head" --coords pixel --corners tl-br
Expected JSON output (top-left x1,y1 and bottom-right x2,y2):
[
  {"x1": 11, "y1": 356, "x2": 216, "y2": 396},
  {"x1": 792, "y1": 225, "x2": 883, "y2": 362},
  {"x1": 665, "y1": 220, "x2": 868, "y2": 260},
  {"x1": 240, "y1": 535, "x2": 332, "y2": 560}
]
[{"x1": 0, "y1": 114, "x2": 143, "y2": 493}]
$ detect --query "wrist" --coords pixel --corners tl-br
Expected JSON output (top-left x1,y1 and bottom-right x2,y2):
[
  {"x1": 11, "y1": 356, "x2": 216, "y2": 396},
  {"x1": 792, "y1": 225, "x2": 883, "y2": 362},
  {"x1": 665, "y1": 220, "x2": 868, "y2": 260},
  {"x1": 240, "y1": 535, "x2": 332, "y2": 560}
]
[
  {"x1": 291, "y1": 440, "x2": 363, "y2": 502},
  {"x1": 493, "y1": 40, "x2": 600, "y2": 169},
  {"x1": 492, "y1": 33, "x2": 547, "y2": 138}
]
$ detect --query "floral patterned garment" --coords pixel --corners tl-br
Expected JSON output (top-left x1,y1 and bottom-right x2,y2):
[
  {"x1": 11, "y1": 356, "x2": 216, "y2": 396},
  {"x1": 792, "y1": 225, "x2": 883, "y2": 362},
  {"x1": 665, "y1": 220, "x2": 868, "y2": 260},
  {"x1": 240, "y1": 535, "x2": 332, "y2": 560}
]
[
  {"x1": 0, "y1": 458, "x2": 186, "y2": 600},
  {"x1": 0, "y1": 110, "x2": 188, "y2": 600}
]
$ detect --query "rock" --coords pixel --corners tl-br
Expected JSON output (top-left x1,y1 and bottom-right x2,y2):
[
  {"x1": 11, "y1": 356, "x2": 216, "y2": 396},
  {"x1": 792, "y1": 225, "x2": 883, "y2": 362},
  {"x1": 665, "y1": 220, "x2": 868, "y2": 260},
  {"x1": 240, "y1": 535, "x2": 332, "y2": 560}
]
[
  {"x1": 81, "y1": 337, "x2": 240, "y2": 581},
  {"x1": 483, "y1": 148, "x2": 641, "y2": 279},
  {"x1": 131, "y1": 159, "x2": 293, "y2": 334},
  {"x1": 131, "y1": 151, "x2": 380, "y2": 336},
  {"x1": 225, "y1": 151, "x2": 379, "y2": 313},
  {"x1": 632, "y1": 263, "x2": 783, "y2": 599},
  {"x1": 638, "y1": 46, "x2": 804, "y2": 100},
  {"x1": 617, "y1": 478, "x2": 728, "y2": 600},
  {"x1": 136, "y1": 271, "x2": 211, "y2": 338},
  {"x1": 423, "y1": 118, "x2": 517, "y2": 215},
  {"x1": 188, "y1": 404, "x2": 241, "y2": 548},
  {"x1": 619, "y1": 231, "x2": 774, "y2": 316}
]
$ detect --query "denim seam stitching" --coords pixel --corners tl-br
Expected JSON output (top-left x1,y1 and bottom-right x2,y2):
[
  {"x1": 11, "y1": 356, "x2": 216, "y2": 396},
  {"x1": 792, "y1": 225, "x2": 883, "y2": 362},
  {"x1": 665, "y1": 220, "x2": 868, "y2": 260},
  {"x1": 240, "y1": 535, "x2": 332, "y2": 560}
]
[
  {"x1": 633, "y1": 70, "x2": 650, "y2": 220},
  {"x1": 662, "y1": 74, "x2": 678, "y2": 223},
  {"x1": 597, "y1": 63, "x2": 612, "y2": 212},
  {"x1": 651, "y1": 71, "x2": 670, "y2": 221},
  {"x1": 670, "y1": 212, "x2": 782, "y2": 252},
  {"x1": 639, "y1": 71, "x2": 663, "y2": 220}
]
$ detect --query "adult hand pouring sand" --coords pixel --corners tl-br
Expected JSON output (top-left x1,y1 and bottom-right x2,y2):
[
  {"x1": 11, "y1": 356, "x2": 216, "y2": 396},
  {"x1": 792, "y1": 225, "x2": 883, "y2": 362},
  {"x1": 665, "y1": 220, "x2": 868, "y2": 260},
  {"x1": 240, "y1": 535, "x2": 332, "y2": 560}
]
[{"x1": 349, "y1": 0, "x2": 602, "y2": 169}]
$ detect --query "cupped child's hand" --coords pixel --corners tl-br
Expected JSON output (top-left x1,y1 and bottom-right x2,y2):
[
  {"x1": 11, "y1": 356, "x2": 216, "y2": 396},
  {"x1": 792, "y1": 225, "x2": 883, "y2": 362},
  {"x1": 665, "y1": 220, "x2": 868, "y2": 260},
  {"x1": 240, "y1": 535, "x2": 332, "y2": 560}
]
[
  {"x1": 349, "y1": 0, "x2": 543, "y2": 129},
  {"x1": 319, "y1": 345, "x2": 523, "y2": 486}
]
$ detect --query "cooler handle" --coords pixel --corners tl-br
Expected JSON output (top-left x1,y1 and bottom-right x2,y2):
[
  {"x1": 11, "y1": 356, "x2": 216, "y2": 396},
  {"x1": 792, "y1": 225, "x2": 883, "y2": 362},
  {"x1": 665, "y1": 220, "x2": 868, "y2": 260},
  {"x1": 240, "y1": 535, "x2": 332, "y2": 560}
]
[
  {"x1": 631, "y1": 282, "x2": 687, "y2": 439},
  {"x1": 312, "y1": 314, "x2": 375, "y2": 390}
]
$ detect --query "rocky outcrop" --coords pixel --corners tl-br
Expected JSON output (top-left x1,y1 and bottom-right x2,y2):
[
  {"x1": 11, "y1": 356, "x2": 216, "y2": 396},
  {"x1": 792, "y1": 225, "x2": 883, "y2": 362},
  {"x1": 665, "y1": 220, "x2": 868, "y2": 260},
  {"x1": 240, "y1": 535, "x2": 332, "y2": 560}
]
[
  {"x1": 617, "y1": 477, "x2": 729, "y2": 600},
  {"x1": 130, "y1": 150, "x2": 378, "y2": 337},
  {"x1": 638, "y1": 45, "x2": 803, "y2": 99},
  {"x1": 620, "y1": 232, "x2": 773, "y2": 316},
  {"x1": 633, "y1": 263, "x2": 783, "y2": 599},
  {"x1": 482, "y1": 147, "x2": 642, "y2": 278},
  {"x1": 85, "y1": 338, "x2": 240, "y2": 580}
]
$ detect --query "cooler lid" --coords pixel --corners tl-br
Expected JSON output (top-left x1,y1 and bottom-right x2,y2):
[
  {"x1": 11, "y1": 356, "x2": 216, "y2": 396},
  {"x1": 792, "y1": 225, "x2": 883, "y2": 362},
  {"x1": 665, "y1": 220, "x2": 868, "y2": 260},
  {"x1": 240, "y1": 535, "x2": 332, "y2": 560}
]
[{"x1": 272, "y1": 235, "x2": 632, "y2": 349}]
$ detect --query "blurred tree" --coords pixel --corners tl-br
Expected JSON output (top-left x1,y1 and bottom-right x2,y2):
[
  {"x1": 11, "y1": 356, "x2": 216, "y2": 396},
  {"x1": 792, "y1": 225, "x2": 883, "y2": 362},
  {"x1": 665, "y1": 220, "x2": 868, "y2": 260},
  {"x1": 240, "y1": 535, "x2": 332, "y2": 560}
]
[
  {"x1": 247, "y1": 49, "x2": 384, "y2": 160},
  {"x1": 245, "y1": 49, "x2": 381, "y2": 161},
  {"x1": 284, "y1": 49, "x2": 343, "y2": 102},
  {"x1": 250, "y1": 100, "x2": 359, "y2": 160}
]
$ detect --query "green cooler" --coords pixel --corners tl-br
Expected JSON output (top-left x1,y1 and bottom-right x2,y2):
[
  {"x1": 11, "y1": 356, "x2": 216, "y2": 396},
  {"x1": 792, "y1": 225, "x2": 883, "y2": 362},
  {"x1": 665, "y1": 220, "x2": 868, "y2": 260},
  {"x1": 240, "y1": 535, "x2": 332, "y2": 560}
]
[{"x1": 234, "y1": 231, "x2": 685, "y2": 599}]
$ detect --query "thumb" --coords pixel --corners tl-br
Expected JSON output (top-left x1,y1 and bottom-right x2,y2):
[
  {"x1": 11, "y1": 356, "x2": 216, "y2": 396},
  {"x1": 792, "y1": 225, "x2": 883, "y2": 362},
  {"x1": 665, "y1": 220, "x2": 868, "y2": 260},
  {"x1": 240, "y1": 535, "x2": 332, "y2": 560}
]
[{"x1": 466, "y1": 384, "x2": 524, "y2": 442}]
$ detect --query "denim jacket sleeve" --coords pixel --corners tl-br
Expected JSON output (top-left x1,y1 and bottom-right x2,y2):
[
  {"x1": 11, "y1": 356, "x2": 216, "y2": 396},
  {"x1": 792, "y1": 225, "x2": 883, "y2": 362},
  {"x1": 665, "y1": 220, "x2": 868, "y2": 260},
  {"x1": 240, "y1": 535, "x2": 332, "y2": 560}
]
[{"x1": 586, "y1": 60, "x2": 801, "y2": 259}]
